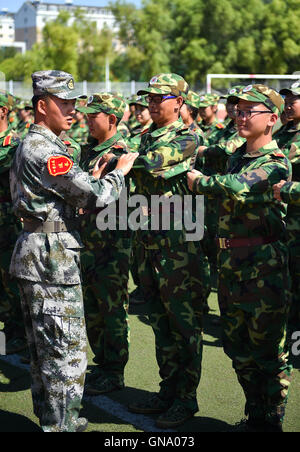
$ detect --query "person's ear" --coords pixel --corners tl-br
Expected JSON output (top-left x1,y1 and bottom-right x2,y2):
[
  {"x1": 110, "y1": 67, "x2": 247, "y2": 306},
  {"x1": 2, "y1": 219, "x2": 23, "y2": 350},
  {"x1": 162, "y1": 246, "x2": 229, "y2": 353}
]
[
  {"x1": 109, "y1": 114, "x2": 117, "y2": 126},
  {"x1": 175, "y1": 96, "x2": 183, "y2": 112},
  {"x1": 268, "y1": 113, "x2": 278, "y2": 127},
  {"x1": 37, "y1": 97, "x2": 48, "y2": 116}
]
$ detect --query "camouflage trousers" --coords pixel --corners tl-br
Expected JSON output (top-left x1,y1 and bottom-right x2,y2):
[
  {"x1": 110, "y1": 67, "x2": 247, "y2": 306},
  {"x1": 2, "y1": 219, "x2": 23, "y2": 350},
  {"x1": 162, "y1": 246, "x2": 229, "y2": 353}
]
[
  {"x1": 218, "y1": 267, "x2": 293, "y2": 426},
  {"x1": 0, "y1": 241, "x2": 24, "y2": 340},
  {"x1": 81, "y1": 237, "x2": 131, "y2": 386},
  {"x1": 18, "y1": 280, "x2": 87, "y2": 432},
  {"x1": 202, "y1": 197, "x2": 219, "y2": 295},
  {"x1": 137, "y1": 240, "x2": 204, "y2": 413},
  {"x1": 286, "y1": 227, "x2": 300, "y2": 330},
  {"x1": 130, "y1": 232, "x2": 141, "y2": 288}
]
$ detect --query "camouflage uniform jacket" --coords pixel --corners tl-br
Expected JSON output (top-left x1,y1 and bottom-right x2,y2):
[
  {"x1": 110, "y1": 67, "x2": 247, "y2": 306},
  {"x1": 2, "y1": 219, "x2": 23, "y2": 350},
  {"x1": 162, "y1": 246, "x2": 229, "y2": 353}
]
[
  {"x1": 9, "y1": 124, "x2": 125, "y2": 285},
  {"x1": 280, "y1": 181, "x2": 300, "y2": 204},
  {"x1": 80, "y1": 131, "x2": 131, "y2": 244},
  {"x1": 59, "y1": 131, "x2": 82, "y2": 165},
  {"x1": 0, "y1": 128, "x2": 21, "y2": 247},
  {"x1": 81, "y1": 131, "x2": 128, "y2": 172},
  {"x1": 192, "y1": 140, "x2": 291, "y2": 281},
  {"x1": 189, "y1": 121, "x2": 207, "y2": 147},
  {"x1": 200, "y1": 121, "x2": 245, "y2": 175},
  {"x1": 0, "y1": 129, "x2": 20, "y2": 203},
  {"x1": 17, "y1": 118, "x2": 34, "y2": 140},
  {"x1": 198, "y1": 119, "x2": 225, "y2": 146},
  {"x1": 273, "y1": 120, "x2": 300, "y2": 228},
  {"x1": 127, "y1": 122, "x2": 152, "y2": 152},
  {"x1": 69, "y1": 119, "x2": 89, "y2": 145},
  {"x1": 7, "y1": 111, "x2": 19, "y2": 131},
  {"x1": 118, "y1": 121, "x2": 131, "y2": 139},
  {"x1": 132, "y1": 118, "x2": 200, "y2": 248}
]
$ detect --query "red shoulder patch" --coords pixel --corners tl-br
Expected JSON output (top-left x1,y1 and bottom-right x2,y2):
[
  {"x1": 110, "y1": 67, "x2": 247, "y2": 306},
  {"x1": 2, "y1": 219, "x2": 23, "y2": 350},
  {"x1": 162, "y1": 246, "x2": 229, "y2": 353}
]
[
  {"x1": 47, "y1": 156, "x2": 73, "y2": 176},
  {"x1": 216, "y1": 123, "x2": 225, "y2": 129},
  {"x1": 3, "y1": 135, "x2": 12, "y2": 146},
  {"x1": 63, "y1": 140, "x2": 71, "y2": 146}
]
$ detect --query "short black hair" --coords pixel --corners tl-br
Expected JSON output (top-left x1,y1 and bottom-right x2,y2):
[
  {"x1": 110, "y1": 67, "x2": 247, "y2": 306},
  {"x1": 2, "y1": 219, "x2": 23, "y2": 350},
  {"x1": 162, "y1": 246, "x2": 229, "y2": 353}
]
[
  {"x1": 187, "y1": 104, "x2": 199, "y2": 121},
  {"x1": 31, "y1": 94, "x2": 48, "y2": 113}
]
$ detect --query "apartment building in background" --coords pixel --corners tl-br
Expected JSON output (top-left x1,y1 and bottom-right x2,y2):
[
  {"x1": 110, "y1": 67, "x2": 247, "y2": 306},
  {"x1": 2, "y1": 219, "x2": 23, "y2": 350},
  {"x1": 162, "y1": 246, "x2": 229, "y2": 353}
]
[
  {"x1": 0, "y1": 8, "x2": 27, "y2": 53},
  {"x1": 14, "y1": 0, "x2": 118, "y2": 50}
]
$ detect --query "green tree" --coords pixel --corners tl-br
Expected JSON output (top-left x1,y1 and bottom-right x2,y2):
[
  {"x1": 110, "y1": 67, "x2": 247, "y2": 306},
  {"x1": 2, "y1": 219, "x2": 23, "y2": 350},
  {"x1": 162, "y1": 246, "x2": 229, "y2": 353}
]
[
  {"x1": 110, "y1": 0, "x2": 174, "y2": 80},
  {"x1": 41, "y1": 10, "x2": 79, "y2": 78},
  {"x1": 73, "y1": 8, "x2": 116, "y2": 81},
  {"x1": 111, "y1": 0, "x2": 300, "y2": 85}
]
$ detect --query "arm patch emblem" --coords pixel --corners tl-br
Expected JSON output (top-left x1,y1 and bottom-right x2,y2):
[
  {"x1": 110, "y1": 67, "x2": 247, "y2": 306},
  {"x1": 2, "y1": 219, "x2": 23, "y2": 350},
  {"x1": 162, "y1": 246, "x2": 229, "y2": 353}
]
[{"x1": 47, "y1": 156, "x2": 73, "y2": 176}]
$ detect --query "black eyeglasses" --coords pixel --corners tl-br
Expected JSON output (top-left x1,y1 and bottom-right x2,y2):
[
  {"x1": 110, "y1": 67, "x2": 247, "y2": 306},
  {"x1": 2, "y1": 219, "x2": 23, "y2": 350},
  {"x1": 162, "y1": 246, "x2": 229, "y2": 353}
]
[
  {"x1": 146, "y1": 95, "x2": 177, "y2": 104},
  {"x1": 236, "y1": 109, "x2": 273, "y2": 120}
]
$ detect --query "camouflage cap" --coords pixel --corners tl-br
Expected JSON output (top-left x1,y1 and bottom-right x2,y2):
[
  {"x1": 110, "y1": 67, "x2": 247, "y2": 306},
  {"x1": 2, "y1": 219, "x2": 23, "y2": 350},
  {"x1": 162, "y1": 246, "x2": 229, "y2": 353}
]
[
  {"x1": 137, "y1": 73, "x2": 189, "y2": 99},
  {"x1": 228, "y1": 84, "x2": 284, "y2": 114},
  {"x1": 225, "y1": 85, "x2": 245, "y2": 101},
  {"x1": 185, "y1": 90, "x2": 201, "y2": 109},
  {"x1": 198, "y1": 93, "x2": 220, "y2": 107},
  {"x1": 76, "y1": 92, "x2": 127, "y2": 119},
  {"x1": 16, "y1": 100, "x2": 33, "y2": 110},
  {"x1": 130, "y1": 95, "x2": 148, "y2": 108},
  {"x1": 0, "y1": 91, "x2": 14, "y2": 110},
  {"x1": 280, "y1": 80, "x2": 300, "y2": 97},
  {"x1": 128, "y1": 94, "x2": 139, "y2": 105},
  {"x1": 31, "y1": 70, "x2": 82, "y2": 99}
]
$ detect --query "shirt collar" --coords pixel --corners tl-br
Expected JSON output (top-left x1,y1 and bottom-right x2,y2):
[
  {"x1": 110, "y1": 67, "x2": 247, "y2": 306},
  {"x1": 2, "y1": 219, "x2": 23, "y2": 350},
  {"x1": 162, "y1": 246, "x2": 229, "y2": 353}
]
[
  {"x1": 243, "y1": 140, "x2": 281, "y2": 158},
  {"x1": 148, "y1": 118, "x2": 187, "y2": 138},
  {"x1": 29, "y1": 124, "x2": 65, "y2": 151},
  {"x1": 92, "y1": 131, "x2": 123, "y2": 153}
]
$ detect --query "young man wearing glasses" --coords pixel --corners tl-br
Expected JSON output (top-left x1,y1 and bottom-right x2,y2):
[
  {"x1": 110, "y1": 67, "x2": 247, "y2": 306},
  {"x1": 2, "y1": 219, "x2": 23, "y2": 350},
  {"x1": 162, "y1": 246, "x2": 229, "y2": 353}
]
[
  {"x1": 127, "y1": 73, "x2": 205, "y2": 429},
  {"x1": 187, "y1": 84, "x2": 293, "y2": 432}
]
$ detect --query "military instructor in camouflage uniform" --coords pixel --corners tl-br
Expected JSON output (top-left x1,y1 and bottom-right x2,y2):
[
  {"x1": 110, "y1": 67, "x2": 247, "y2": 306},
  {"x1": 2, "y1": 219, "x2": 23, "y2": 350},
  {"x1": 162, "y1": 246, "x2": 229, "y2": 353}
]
[
  {"x1": 188, "y1": 85, "x2": 293, "y2": 432},
  {"x1": 9, "y1": 70, "x2": 138, "y2": 432}
]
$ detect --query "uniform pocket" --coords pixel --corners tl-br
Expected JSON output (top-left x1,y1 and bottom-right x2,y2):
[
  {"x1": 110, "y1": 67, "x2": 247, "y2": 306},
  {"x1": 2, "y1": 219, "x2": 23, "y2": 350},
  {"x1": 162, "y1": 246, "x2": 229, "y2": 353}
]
[{"x1": 43, "y1": 297, "x2": 84, "y2": 318}]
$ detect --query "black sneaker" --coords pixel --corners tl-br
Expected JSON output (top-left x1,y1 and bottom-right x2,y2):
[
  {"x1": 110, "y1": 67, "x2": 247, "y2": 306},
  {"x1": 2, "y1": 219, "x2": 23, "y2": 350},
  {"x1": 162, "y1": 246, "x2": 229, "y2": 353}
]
[
  {"x1": 155, "y1": 404, "x2": 194, "y2": 429},
  {"x1": 128, "y1": 393, "x2": 171, "y2": 414}
]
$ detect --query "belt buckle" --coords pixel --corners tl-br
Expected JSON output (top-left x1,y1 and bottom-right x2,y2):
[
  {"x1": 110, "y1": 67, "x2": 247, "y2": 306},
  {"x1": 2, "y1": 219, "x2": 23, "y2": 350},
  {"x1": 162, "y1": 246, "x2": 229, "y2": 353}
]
[
  {"x1": 219, "y1": 238, "x2": 230, "y2": 249},
  {"x1": 53, "y1": 221, "x2": 62, "y2": 233}
]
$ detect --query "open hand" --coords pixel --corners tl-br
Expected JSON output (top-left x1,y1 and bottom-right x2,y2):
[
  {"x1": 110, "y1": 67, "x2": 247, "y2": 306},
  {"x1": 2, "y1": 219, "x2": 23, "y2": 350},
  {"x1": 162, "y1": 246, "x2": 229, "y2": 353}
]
[
  {"x1": 187, "y1": 169, "x2": 202, "y2": 192},
  {"x1": 273, "y1": 180, "x2": 287, "y2": 202},
  {"x1": 115, "y1": 153, "x2": 139, "y2": 176}
]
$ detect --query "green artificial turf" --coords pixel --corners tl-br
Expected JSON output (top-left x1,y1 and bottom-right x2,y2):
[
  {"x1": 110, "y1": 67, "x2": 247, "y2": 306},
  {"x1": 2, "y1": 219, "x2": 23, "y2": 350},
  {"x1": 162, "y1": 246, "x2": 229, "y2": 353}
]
[{"x1": 0, "y1": 290, "x2": 299, "y2": 433}]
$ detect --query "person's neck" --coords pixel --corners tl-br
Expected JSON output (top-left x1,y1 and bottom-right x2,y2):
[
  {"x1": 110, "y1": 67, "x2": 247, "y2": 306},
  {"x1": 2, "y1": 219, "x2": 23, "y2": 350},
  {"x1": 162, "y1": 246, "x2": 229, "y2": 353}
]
[
  {"x1": 293, "y1": 118, "x2": 300, "y2": 127},
  {"x1": 0, "y1": 119, "x2": 8, "y2": 134},
  {"x1": 140, "y1": 119, "x2": 152, "y2": 128},
  {"x1": 203, "y1": 116, "x2": 215, "y2": 126},
  {"x1": 246, "y1": 133, "x2": 273, "y2": 154},
  {"x1": 182, "y1": 117, "x2": 194, "y2": 127},
  {"x1": 97, "y1": 128, "x2": 117, "y2": 145},
  {"x1": 35, "y1": 119, "x2": 62, "y2": 136},
  {"x1": 155, "y1": 116, "x2": 179, "y2": 129}
]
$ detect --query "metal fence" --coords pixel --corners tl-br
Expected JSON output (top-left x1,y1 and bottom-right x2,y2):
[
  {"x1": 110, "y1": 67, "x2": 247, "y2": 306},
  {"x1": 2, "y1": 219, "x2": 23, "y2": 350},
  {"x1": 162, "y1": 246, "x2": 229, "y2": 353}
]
[{"x1": 2, "y1": 75, "x2": 299, "y2": 100}]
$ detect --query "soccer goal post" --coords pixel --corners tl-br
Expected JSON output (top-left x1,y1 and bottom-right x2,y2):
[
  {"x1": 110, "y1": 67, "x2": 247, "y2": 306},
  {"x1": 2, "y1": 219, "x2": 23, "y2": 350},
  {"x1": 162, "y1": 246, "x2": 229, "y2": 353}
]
[{"x1": 206, "y1": 74, "x2": 300, "y2": 93}]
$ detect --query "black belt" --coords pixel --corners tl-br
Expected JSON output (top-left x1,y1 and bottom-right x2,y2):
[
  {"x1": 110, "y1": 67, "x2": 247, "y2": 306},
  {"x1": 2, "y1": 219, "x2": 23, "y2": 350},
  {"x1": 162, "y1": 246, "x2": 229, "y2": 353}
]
[{"x1": 216, "y1": 236, "x2": 279, "y2": 249}]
